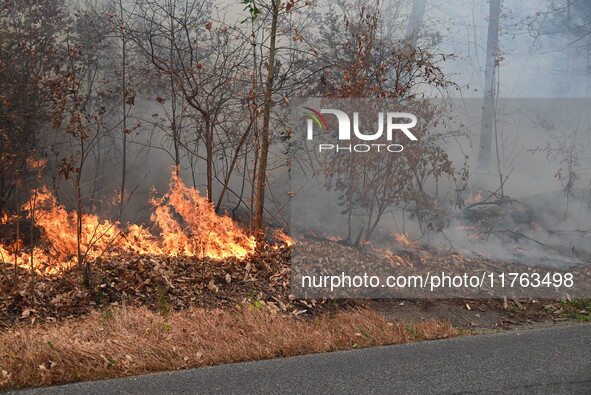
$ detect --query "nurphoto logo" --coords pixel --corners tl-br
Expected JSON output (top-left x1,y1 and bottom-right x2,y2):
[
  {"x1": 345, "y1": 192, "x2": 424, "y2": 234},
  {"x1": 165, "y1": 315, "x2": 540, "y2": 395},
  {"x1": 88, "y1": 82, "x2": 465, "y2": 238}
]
[{"x1": 304, "y1": 107, "x2": 418, "y2": 153}]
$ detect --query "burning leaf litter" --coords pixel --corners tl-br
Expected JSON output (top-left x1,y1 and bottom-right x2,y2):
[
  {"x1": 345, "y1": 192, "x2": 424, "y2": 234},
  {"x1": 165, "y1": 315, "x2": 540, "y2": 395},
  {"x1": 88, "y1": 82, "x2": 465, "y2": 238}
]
[{"x1": 0, "y1": 174, "x2": 261, "y2": 275}]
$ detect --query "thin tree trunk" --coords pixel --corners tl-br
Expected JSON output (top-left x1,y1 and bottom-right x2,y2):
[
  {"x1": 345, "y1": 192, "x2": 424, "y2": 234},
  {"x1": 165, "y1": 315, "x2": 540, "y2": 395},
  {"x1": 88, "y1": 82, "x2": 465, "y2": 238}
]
[
  {"x1": 205, "y1": 116, "x2": 213, "y2": 202},
  {"x1": 248, "y1": 19, "x2": 259, "y2": 233},
  {"x1": 405, "y1": 0, "x2": 427, "y2": 44},
  {"x1": 75, "y1": 136, "x2": 91, "y2": 289},
  {"x1": 29, "y1": 190, "x2": 36, "y2": 292},
  {"x1": 169, "y1": 3, "x2": 180, "y2": 177},
  {"x1": 477, "y1": 0, "x2": 501, "y2": 172},
  {"x1": 75, "y1": 171, "x2": 90, "y2": 288},
  {"x1": 119, "y1": 0, "x2": 127, "y2": 220},
  {"x1": 254, "y1": 0, "x2": 279, "y2": 241},
  {"x1": 13, "y1": 179, "x2": 20, "y2": 282}
]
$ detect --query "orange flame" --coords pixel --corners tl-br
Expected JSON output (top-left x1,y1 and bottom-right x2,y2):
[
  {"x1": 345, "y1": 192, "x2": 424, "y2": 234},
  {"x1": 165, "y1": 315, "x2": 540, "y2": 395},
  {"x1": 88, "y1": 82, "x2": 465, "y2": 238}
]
[
  {"x1": 149, "y1": 176, "x2": 256, "y2": 259},
  {"x1": 393, "y1": 233, "x2": 414, "y2": 246},
  {"x1": 465, "y1": 190, "x2": 483, "y2": 204},
  {"x1": 0, "y1": 174, "x2": 257, "y2": 274},
  {"x1": 274, "y1": 229, "x2": 292, "y2": 247}
]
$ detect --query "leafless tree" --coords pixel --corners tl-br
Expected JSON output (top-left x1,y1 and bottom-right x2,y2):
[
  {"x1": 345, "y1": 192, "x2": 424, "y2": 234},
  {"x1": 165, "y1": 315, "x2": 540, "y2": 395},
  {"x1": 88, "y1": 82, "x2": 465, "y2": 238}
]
[{"x1": 477, "y1": 0, "x2": 501, "y2": 172}]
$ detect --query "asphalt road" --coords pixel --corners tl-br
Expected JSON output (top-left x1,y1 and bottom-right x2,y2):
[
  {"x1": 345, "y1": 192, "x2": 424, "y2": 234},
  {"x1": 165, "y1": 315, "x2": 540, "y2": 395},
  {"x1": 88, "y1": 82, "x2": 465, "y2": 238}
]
[{"x1": 13, "y1": 324, "x2": 591, "y2": 395}]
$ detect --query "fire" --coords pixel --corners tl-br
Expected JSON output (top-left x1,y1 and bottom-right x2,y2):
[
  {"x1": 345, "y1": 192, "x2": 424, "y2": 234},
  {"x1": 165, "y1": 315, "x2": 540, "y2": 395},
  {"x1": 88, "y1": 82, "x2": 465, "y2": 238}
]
[
  {"x1": 29, "y1": 187, "x2": 123, "y2": 263},
  {"x1": 0, "y1": 212, "x2": 13, "y2": 224},
  {"x1": 393, "y1": 233, "x2": 414, "y2": 246},
  {"x1": 274, "y1": 229, "x2": 292, "y2": 247},
  {"x1": 0, "y1": 174, "x2": 257, "y2": 274},
  {"x1": 465, "y1": 190, "x2": 483, "y2": 204},
  {"x1": 149, "y1": 176, "x2": 256, "y2": 259}
]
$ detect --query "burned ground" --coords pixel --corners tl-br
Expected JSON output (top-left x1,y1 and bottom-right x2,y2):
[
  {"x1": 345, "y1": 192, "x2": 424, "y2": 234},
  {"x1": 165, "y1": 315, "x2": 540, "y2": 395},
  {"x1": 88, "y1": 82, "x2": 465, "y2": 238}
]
[{"x1": 1, "y1": 238, "x2": 588, "y2": 332}]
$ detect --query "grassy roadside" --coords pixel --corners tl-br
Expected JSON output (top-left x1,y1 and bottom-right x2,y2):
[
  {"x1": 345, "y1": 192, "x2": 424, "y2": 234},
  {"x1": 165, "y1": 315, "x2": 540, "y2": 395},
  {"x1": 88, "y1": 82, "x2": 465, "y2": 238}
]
[
  {"x1": 557, "y1": 300, "x2": 591, "y2": 322},
  {"x1": 0, "y1": 305, "x2": 460, "y2": 391}
]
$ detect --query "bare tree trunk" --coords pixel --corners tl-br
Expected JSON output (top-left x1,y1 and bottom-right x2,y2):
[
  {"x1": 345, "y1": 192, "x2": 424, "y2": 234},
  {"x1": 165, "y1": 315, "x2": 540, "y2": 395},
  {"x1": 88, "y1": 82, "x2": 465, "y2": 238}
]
[
  {"x1": 74, "y1": 167, "x2": 91, "y2": 289},
  {"x1": 205, "y1": 116, "x2": 213, "y2": 202},
  {"x1": 249, "y1": 21, "x2": 259, "y2": 234},
  {"x1": 477, "y1": 0, "x2": 501, "y2": 172},
  {"x1": 13, "y1": 179, "x2": 20, "y2": 282},
  {"x1": 254, "y1": 0, "x2": 279, "y2": 241},
  {"x1": 169, "y1": 90, "x2": 180, "y2": 179},
  {"x1": 169, "y1": 3, "x2": 181, "y2": 177},
  {"x1": 28, "y1": 156, "x2": 43, "y2": 297},
  {"x1": 565, "y1": 0, "x2": 574, "y2": 95},
  {"x1": 405, "y1": 0, "x2": 427, "y2": 44},
  {"x1": 119, "y1": 0, "x2": 127, "y2": 220}
]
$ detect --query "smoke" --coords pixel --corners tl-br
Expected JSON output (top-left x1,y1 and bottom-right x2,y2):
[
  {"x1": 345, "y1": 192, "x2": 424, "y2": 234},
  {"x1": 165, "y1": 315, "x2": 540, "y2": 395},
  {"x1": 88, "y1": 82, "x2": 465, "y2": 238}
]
[
  {"x1": 426, "y1": 0, "x2": 591, "y2": 98},
  {"x1": 36, "y1": 0, "x2": 591, "y2": 263},
  {"x1": 288, "y1": 98, "x2": 591, "y2": 270}
]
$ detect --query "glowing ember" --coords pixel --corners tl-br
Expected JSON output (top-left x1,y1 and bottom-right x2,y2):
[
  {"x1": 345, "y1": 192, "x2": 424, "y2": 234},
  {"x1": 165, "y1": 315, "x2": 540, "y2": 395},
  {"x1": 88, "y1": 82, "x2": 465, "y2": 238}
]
[
  {"x1": 0, "y1": 174, "x2": 257, "y2": 274},
  {"x1": 393, "y1": 233, "x2": 414, "y2": 246},
  {"x1": 465, "y1": 190, "x2": 483, "y2": 204},
  {"x1": 274, "y1": 229, "x2": 292, "y2": 247}
]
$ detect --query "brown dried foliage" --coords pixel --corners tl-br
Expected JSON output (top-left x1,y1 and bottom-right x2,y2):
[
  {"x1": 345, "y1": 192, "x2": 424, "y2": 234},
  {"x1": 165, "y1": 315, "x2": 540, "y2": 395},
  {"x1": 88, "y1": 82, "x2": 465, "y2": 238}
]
[{"x1": 0, "y1": 306, "x2": 460, "y2": 391}]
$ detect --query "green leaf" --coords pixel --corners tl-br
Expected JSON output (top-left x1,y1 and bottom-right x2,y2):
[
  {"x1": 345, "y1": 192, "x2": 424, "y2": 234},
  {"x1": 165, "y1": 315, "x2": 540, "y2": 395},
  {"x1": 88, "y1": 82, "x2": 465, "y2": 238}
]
[{"x1": 240, "y1": 0, "x2": 261, "y2": 23}]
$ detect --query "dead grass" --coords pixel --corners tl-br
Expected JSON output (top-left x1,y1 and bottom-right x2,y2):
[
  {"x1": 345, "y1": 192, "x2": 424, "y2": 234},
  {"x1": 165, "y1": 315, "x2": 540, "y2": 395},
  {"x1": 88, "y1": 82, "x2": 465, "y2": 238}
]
[{"x1": 0, "y1": 305, "x2": 461, "y2": 391}]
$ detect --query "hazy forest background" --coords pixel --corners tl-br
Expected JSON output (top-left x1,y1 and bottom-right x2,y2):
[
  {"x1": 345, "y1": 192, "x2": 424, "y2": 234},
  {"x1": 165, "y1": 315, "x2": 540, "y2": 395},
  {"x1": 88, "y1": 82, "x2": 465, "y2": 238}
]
[{"x1": 2, "y1": 0, "x2": 591, "y2": 279}]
